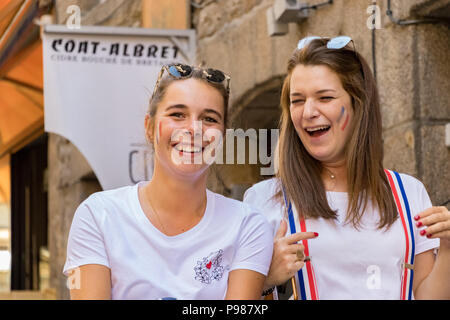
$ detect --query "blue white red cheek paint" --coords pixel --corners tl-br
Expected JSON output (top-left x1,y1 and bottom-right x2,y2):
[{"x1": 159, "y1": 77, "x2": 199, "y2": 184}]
[
  {"x1": 337, "y1": 106, "x2": 345, "y2": 123},
  {"x1": 338, "y1": 106, "x2": 350, "y2": 131}
]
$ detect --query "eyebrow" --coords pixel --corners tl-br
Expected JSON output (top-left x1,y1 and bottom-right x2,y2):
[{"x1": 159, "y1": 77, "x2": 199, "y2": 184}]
[
  {"x1": 164, "y1": 104, "x2": 223, "y2": 120},
  {"x1": 290, "y1": 89, "x2": 336, "y2": 97},
  {"x1": 316, "y1": 89, "x2": 336, "y2": 94},
  {"x1": 165, "y1": 104, "x2": 187, "y2": 112},
  {"x1": 204, "y1": 108, "x2": 223, "y2": 120}
]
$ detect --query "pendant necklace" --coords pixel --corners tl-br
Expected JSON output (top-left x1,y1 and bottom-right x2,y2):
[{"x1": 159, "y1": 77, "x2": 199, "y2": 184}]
[{"x1": 147, "y1": 193, "x2": 168, "y2": 235}]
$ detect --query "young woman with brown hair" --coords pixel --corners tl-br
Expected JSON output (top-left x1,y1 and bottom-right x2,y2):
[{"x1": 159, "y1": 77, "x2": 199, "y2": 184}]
[
  {"x1": 64, "y1": 64, "x2": 273, "y2": 299},
  {"x1": 244, "y1": 36, "x2": 450, "y2": 299}
]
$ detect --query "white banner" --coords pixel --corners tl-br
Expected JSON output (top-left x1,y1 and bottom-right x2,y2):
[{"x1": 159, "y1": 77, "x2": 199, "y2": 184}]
[{"x1": 43, "y1": 25, "x2": 195, "y2": 190}]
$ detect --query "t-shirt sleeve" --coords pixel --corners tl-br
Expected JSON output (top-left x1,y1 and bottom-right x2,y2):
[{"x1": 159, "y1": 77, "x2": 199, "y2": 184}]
[
  {"x1": 410, "y1": 177, "x2": 440, "y2": 255},
  {"x1": 63, "y1": 197, "x2": 110, "y2": 276},
  {"x1": 243, "y1": 186, "x2": 257, "y2": 207},
  {"x1": 243, "y1": 181, "x2": 283, "y2": 238},
  {"x1": 229, "y1": 208, "x2": 274, "y2": 276}
]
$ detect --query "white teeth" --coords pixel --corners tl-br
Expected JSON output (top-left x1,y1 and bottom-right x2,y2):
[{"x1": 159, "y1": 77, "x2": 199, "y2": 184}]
[
  {"x1": 174, "y1": 145, "x2": 202, "y2": 153},
  {"x1": 306, "y1": 126, "x2": 330, "y2": 132}
]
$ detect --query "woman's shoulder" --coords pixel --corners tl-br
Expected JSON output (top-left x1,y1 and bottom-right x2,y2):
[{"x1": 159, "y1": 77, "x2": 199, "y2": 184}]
[
  {"x1": 79, "y1": 183, "x2": 137, "y2": 214},
  {"x1": 243, "y1": 178, "x2": 284, "y2": 219},
  {"x1": 243, "y1": 177, "x2": 280, "y2": 206},
  {"x1": 245, "y1": 177, "x2": 280, "y2": 197},
  {"x1": 207, "y1": 189, "x2": 271, "y2": 228},
  {"x1": 385, "y1": 170, "x2": 432, "y2": 210},
  {"x1": 208, "y1": 189, "x2": 254, "y2": 215},
  {"x1": 397, "y1": 172, "x2": 423, "y2": 184},
  {"x1": 68, "y1": 184, "x2": 139, "y2": 242},
  {"x1": 386, "y1": 170, "x2": 428, "y2": 194}
]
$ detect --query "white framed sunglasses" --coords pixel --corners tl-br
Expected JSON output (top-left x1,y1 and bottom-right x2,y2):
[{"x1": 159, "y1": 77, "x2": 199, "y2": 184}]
[{"x1": 297, "y1": 35, "x2": 354, "y2": 51}]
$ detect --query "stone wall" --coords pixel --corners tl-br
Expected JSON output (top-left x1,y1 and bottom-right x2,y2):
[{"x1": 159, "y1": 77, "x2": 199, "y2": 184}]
[
  {"x1": 376, "y1": 1, "x2": 450, "y2": 207},
  {"x1": 48, "y1": 134, "x2": 101, "y2": 298}
]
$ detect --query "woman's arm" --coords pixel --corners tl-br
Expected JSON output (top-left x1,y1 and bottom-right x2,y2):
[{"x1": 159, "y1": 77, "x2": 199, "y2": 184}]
[
  {"x1": 413, "y1": 206, "x2": 450, "y2": 299},
  {"x1": 414, "y1": 248, "x2": 450, "y2": 299},
  {"x1": 69, "y1": 264, "x2": 112, "y2": 300},
  {"x1": 225, "y1": 269, "x2": 266, "y2": 300}
]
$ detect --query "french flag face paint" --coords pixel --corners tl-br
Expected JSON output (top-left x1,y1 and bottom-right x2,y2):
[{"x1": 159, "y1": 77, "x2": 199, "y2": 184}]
[
  {"x1": 337, "y1": 106, "x2": 345, "y2": 123},
  {"x1": 338, "y1": 106, "x2": 350, "y2": 131}
]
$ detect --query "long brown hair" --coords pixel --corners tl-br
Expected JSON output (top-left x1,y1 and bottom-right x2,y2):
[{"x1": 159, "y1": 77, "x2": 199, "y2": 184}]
[{"x1": 277, "y1": 38, "x2": 397, "y2": 229}]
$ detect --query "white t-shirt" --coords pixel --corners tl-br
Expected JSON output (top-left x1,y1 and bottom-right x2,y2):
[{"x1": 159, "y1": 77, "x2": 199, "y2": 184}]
[
  {"x1": 243, "y1": 174, "x2": 440, "y2": 300},
  {"x1": 63, "y1": 182, "x2": 273, "y2": 300}
]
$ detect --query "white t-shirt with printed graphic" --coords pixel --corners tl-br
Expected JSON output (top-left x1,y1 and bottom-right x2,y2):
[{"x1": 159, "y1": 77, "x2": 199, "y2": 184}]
[
  {"x1": 63, "y1": 182, "x2": 273, "y2": 300},
  {"x1": 243, "y1": 174, "x2": 440, "y2": 300}
]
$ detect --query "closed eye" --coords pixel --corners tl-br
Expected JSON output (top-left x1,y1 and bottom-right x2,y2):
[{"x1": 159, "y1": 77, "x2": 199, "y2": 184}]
[{"x1": 320, "y1": 96, "x2": 335, "y2": 101}]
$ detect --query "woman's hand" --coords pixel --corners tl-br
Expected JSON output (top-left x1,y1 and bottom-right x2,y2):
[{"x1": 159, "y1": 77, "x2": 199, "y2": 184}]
[
  {"x1": 264, "y1": 219, "x2": 318, "y2": 290},
  {"x1": 413, "y1": 206, "x2": 450, "y2": 299},
  {"x1": 415, "y1": 206, "x2": 450, "y2": 249}
]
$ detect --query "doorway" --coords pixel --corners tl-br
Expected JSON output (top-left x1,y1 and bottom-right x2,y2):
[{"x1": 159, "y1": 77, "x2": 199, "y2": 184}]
[{"x1": 10, "y1": 134, "x2": 48, "y2": 290}]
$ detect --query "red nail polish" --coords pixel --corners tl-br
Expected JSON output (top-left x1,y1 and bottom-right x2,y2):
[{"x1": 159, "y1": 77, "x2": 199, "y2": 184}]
[
  {"x1": 414, "y1": 215, "x2": 420, "y2": 221},
  {"x1": 420, "y1": 230, "x2": 426, "y2": 236},
  {"x1": 416, "y1": 221, "x2": 423, "y2": 227},
  {"x1": 427, "y1": 234, "x2": 432, "y2": 238},
  {"x1": 314, "y1": 232, "x2": 319, "y2": 237}
]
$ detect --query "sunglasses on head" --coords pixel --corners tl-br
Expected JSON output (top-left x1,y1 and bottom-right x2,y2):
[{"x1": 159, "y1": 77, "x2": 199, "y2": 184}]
[
  {"x1": 151, "y1": 63, "x2": 230, "y2": 102},
  {"x1": 297, "y1": 35, "x2": 363, "y2": 78},
  {"x1": 297, "y1": 35, "x2": 355, "y2": 51}
]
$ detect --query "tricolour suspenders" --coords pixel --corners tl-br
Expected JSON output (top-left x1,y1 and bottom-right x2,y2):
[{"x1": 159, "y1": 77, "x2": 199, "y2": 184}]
[
  {"x1": 384, "y1": 169, "x2": 415, "y2": 300},
  {"x1": 282, "y1": 169, "x2": 415, "y2": 300},
  {"x1": 282, "y1": 190, "x2": 319, "y2": 300}
]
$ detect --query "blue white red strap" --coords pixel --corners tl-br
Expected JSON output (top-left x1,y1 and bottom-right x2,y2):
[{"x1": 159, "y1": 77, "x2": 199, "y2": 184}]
[
  {"x1": 282, "y1": 170, "x2": 415, "y2": 300},
  {"x1": 384, "y1": 169, "x2": 415, "y2": 300},
  {"x1": 282, "y1": 190, "x2": 319, "y2": 300}
]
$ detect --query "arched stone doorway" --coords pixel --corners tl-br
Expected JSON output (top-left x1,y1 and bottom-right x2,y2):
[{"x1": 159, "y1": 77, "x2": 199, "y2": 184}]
[{"x1": 47, "y1": 133, "x2": 102, "y2": 299}]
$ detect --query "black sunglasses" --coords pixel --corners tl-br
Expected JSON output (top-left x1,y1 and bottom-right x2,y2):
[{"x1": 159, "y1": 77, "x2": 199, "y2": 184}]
[{"x1": 151, "y1": 63, "x2": 230, "y2": 102}]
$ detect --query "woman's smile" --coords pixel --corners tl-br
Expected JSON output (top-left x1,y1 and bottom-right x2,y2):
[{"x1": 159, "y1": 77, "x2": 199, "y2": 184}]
[{"x1": 304, "y1": 124, "x2": 331, "y2": 138}]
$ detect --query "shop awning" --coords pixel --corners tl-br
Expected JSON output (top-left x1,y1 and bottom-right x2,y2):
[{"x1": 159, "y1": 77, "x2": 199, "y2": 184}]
[{"x1": 0, "y1": 0, "x2": 46, "y2": 203}]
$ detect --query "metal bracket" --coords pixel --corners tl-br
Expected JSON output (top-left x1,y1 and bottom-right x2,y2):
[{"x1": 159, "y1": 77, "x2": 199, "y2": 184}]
[{"x1": 386, "y1": 0, "x2": 444, "y2": 25}]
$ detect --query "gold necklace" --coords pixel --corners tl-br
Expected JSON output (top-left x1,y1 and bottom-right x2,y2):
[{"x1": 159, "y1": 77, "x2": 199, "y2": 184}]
[
  {"x1": 323, "y1": 167, "x2": 336, "y2": 179},
  {"x1": 146, "y1": 193, "x2": 168, "y2": 235},
  {"x1": 322, "y1": 167, "x2": 337, "y2": 192},
  {"x1": 146, "y1": 190, "x2": 207, "y2": 235}
]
